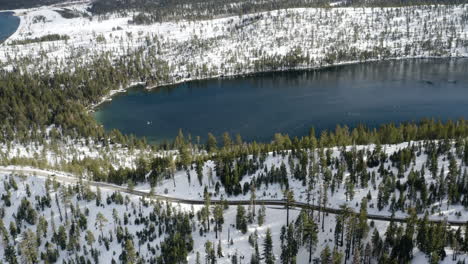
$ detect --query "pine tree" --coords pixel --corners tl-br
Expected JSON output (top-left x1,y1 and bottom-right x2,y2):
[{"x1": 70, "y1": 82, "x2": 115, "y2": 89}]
[
  {"x1": 217, "y1": 240, "x2": 224, "y2": 258},
  {"x1": 203, "y1": 191, "x2": 211, "y2": 231},
  {"x1": 9, "y1": 221, "x2": 17, "y2": 239},
  {"x1": 96, "y1": 186, "x2": 102, "y2": 206},
  {"x1": 236, "y1": 205, "x2": 247, "y2": 234},
  {"x1": 95, "y1": 212, "x2": 108, "y2": 238},
  {"x1": 304, "y1": 216, "x2": 318, "y2": 263},
  {"x1": 249, "y1": 183, "x2": 256, "y2": 223},
  {"x1": 125, "y1": 239, "x2": 138, "y2": 264},
  {"x1": 357, "y1": 197, "x2": 369, "y2": 244},
  {"x1": 213, "y1": 203, "x2": 224, "y2": 239},
  {"x1": 223, "y1": 132, "x2": 232, "y2": 149},
  {"x1": 321, "y1": 183, "x2": 328, "y2": 231},
  {"x1": 321, "y1": 245, "x2": 331, "y2": 264},
  {"x1": 0, "y1": 219, "x2": 8, "y2": 246},
  {"x1": 334, "y1": 214, "x2": 343, "y2": 248},
  {"x1": 205, "y1": 241, "x2": 216, "y2": 264},
  {"x1": 257, "y1": 204, "x2": 266, "y2": 226},
  {"x1": 332, "y1": 248, "x2": 344, "y2": 264},
  {"x1": 417, "y1": 213, "x2": 429, "y2": 253},
  {"x1": 263, "y1": 228, "x2": 275, "y2": 264},
  {"x1": 352, "y1": 246, "x2": 361, "y2": 264},
  {"x1": 284, "y1": 189, "x2": 295, "y2": 226},
  {"x1": 19, "y1": 229, "x2": 38, "y2": 264},
  {"x1": 281, "y1": 224, "x2": 298, "y2": 264},
  {"x1": 250, "y1": 253, "x2": 259, "y2": 264},
  {"x1": 85, "y1": 230, "x2": 95, "y2": 248},
  {"x1": 4, "y1": 243, "x2": 18, "y2": 264},
  {"x1": 448, "y1": 153, "x2": 459, "y2": 207},
  {"x1": 196, "y1": 159, "x2": 204, "y2": 186},
  {"x1": 56, "y1": 225, "x2": 68, "y2": 250},
  {"x1": 206, "y1": 133, "x2": 217, "y2": 153}
]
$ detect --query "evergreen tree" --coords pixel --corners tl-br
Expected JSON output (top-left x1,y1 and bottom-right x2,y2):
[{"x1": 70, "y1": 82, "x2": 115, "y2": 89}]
[
  {"x1": 357, "y1": 197, "x2": 369, "y2": 244},
  {"x1": 332, "y1": 248, "x2": 344, "y2": 264},
  {"x1": 85, "y1": 230, "x2": 95, "y2": 249},
  {"x1": 236, "y1": 205, "x2": 247, "y2": 234},
  {"x1": 303, "y1": 216, "x2": 318, "y2": 263},
  {"x1": 320, "y1": 245, "x2": 331, "y2": 264},
  {"x1": 213, "y1": 203, "x2": 224, "y2": 239},
  {"x1": 95, "y1": 212, "x2": 108, "y2": 238},
  {"x1": 56, "y1": 225, "x2": 68, "y2": 250},
  {"x1": 281, "y1": 224, "x2": 298, "y2": 264},
  {"x1": 4, "y1": 243, "x2": 18, "y2": 264},
  {"x1": 284, "y1": 189, "x2": 295, "y2": 226},
  {"x1": 19, "y1": 229, "x2": 38, "y2": 264},
  {"x1": 217, "y1": 240, "x2": 224, "y2": 258},
  {"x1": 124, "y1": 239, "x2": 138, "y2": 264},
  {"x1": 352, "y1": 246, "x2": 361, "y2": 264},
  {"x1": 202, "y1": 191, "x2": 211, "y2": 231},
  {"x1": 205, "y1": 241, "x2": 216, "y2": 264},
  {"x1": 263, "y1": 228, "x2": 275, "y2": 264},
  {"x1": 96, "y1": 186, "x2": 102, "y2": 206},
  {"x1": 206, "y1": 133, "x2": 217, "y2": 153},
  {"x1": 257, "y1": 204, "x2": 266, "y2": 226}
]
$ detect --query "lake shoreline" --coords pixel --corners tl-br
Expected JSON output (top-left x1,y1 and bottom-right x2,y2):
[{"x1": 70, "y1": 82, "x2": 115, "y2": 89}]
[
  {"x1": 89, "y1": 56, "x2": 468, "y2": 112},
  {"x1": 0, "y1": 11, "x2": 21, "y2": 44},
  {"x1": 92, "y1": 58, "x2": 468, "y2": 143}
]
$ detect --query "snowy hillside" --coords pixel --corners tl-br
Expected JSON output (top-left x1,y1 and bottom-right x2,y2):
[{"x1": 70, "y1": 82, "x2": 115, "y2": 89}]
[
  {"x1": 0, "y1": 159, "x2": 467, "y2": 264},
  {"x1": 1, "y1": 3, "x2": 467, "y2": 88},
  {"x1": 2, "y1": 1, "x2": 468, "y2": 263},
  {"x1": 2, "y1": 138, "x2": 468, "y2": 263},
  {"x1": 142, "y1": 141, "x2": 468, "y2": 223}
]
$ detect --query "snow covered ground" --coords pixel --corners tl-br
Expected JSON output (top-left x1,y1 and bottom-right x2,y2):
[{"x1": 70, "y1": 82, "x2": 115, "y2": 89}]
[
  {"x1": 131, "y1": 141, "x2": 468, "y2": 223},
  {"x1": 1, "y1": 150, "x2": 468, "y2": 263},
  {"x1": 1, "y1": 2, "x2": 467, "y2": 88},
  {"x1": 0, "y1": 135, "x2": 156, "y2": 173},
  {"x1": 4, "y1": 137, "x2": 468, "y2": 224},
  {"x1": 0, "y1": 170, "x2": 340, "y2": 263}
]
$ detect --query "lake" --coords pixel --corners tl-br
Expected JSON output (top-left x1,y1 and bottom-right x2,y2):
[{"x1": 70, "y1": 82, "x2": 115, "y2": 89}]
[
  {"x1": 94, "y1": 59, "x2": 468, "y2": 143},
  {"x1": 0, "y1": 12, "x2": 20, "y2": 43}
]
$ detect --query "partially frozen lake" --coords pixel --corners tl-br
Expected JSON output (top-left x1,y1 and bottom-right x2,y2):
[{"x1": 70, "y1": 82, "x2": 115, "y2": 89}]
[{"x1": 94, "y1": 59, "x2": 468, "y2": 143}]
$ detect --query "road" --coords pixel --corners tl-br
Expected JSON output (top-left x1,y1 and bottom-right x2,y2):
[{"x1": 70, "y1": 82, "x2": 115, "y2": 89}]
[{"x1": 1, "y1": 166, "x2": 466, "y2": 226}]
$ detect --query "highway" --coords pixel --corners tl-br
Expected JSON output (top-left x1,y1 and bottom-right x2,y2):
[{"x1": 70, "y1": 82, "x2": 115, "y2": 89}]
[{"x1": 1, "y1": 167, "x2": 466, "y2": 226}]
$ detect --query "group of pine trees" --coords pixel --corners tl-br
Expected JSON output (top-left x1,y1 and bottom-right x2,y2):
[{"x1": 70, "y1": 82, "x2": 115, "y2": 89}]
[
  {"x1": 0, "y1": 174, "x2": 200, "y2": 263},
  {"x1": 87, "y1": 0, "x2": 468, "y2": 23}
]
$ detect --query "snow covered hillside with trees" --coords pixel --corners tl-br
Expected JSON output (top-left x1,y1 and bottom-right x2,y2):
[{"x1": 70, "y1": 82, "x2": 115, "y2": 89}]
[
  {"x1": 1, "y1": 2, "x2": 467, "y2": 89},
  {"x1": 142, "y1": 140, "x2": 468, "y2": 223},
  {"x1": 2, "y1": 135, "x2": 468, "y2": 263},
  {"x1": 2, "y1": 0, "x2": 468, "y2": 263}
]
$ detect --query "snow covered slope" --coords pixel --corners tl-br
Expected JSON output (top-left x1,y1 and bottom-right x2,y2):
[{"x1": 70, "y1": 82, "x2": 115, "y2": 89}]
[{"x1": 1, "y1": 3, "x2": 467, "y2": 87}]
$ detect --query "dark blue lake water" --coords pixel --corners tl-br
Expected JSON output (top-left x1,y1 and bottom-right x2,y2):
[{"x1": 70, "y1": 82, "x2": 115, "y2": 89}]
[
  {"x1": 0, "y1": 12, "x2": 19, "y2": 43},
  {"x1": 94, "y1": 59, "x2": 468, "y2": 143}
]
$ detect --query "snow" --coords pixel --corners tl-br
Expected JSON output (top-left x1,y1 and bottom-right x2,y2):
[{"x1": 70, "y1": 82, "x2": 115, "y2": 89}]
[
  {"x1": 413, "y1": 249, "x2": 468, "y2": 264},
  {"x1": 0, "y1": 135, "x2": 155, "y2": 172},
  {"x1": 2, "y1": 138, "x2": 468, "y2": 263},
  {"x1": 1, "y1": 3, "x2": 467, "y2": 91},
  {"x1": 0, "y1": 169, "x2": 382, "y2": 263},
  {"x1": 133, "y1": 141, "x2": 468, "y2": 223},
  {"x1": 1, "y1": 2, "x2": 468, "y2": 262}
]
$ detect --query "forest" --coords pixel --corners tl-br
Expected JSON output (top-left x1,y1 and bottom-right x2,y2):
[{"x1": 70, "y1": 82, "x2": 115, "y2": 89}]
[
  {"x1": 1, "y1": 0, "x2": 468, "y2": 263},
  {"x1": 2, "y1": 127, "x2": 468, "y2": 263},
  {"x1": 8, "y1": 34, "x2": 70, "y2": 46},
  {"x1": 0, "y1": 0, "x2": 67, "y2": 10},
  {"x1": 87, "y1": 0, "x2": 468, "y2": 22}
]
